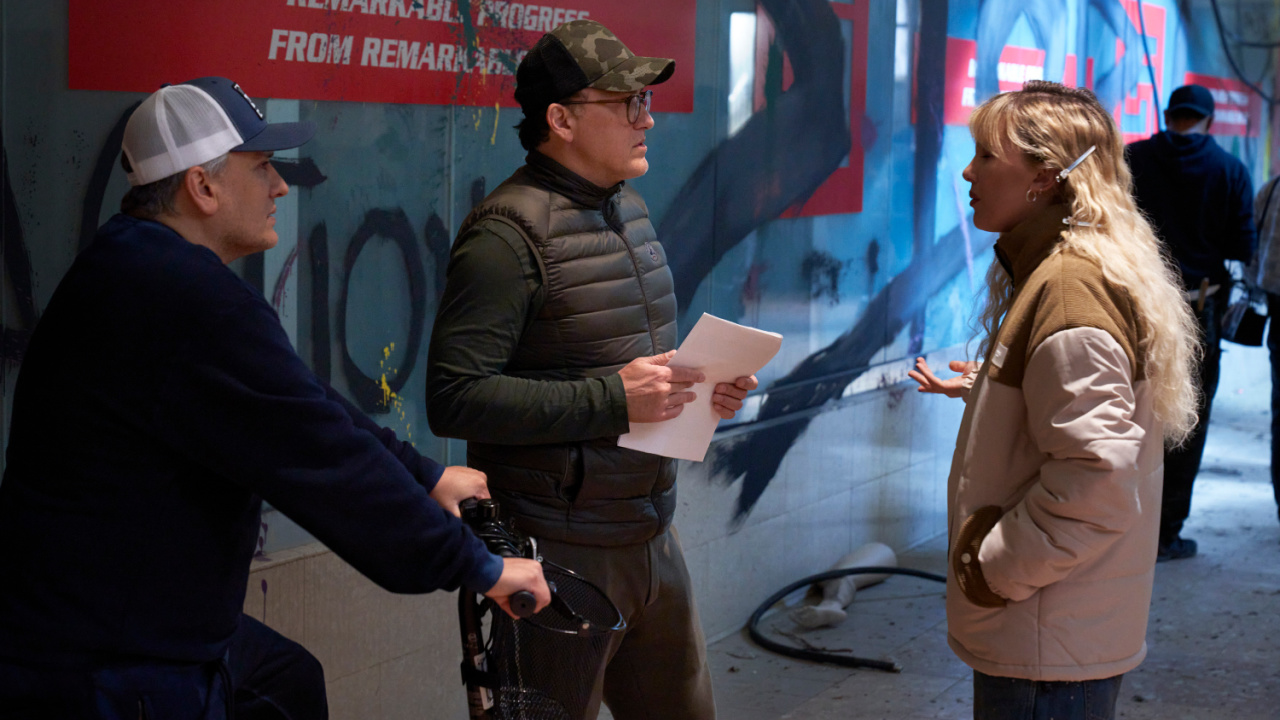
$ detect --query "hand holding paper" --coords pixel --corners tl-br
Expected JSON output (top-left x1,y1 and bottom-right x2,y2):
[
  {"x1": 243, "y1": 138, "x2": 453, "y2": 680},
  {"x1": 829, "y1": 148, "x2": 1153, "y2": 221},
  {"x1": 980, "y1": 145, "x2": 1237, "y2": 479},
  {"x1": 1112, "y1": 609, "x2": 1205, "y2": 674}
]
[
  {"x1": 710, "y1": 374, "x2": 759, "y2": 419},
  {"x1": 618, "y1": 314, "x2": 782, "y2": 462},
  {"x1": 618, "y1": 350, "x2": 705, "y2": 423}
]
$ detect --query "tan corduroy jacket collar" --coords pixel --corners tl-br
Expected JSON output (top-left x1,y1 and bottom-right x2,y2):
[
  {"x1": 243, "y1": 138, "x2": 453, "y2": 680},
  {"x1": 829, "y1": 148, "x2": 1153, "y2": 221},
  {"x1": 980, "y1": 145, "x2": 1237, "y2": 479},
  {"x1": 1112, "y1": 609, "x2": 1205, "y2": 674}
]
[{"x1": 993, "y1": 204, "x2": 1071, "y2": 287}]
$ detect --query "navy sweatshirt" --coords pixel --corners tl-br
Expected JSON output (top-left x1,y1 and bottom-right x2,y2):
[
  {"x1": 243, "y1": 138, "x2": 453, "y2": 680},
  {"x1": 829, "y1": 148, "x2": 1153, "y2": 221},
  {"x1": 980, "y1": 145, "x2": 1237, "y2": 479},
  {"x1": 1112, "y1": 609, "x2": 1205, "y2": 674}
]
[
  {"x1": 1126, "y1": 130, "x2": 1256, "y2": 288},
  {"x1": 0, "y1": 214, "x2": 502, "y2": 668}
]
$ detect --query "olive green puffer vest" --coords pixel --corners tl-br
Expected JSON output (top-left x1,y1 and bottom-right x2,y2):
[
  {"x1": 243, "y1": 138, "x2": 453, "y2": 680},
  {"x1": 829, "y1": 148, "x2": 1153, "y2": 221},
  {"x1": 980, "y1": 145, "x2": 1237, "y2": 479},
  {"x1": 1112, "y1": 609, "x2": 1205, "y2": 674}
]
[{"x1": 460, "y1": 159, "x2": 678, "y2": 546}]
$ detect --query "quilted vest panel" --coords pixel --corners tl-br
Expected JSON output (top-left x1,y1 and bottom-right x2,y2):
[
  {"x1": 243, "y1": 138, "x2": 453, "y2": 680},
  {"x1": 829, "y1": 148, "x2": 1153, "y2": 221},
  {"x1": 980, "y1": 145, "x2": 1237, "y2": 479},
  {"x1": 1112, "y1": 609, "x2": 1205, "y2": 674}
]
[{"x1": 460, "y1": 167, "x2": 679, "y2": 546}]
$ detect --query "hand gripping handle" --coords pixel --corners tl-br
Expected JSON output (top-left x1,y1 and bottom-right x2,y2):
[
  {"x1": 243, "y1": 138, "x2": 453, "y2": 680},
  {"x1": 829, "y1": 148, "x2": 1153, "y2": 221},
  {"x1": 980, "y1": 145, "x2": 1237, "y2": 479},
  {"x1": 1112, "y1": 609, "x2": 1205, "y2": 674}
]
[{"x1": 509, "y1": 590, "x2": 536, "y2": 618}]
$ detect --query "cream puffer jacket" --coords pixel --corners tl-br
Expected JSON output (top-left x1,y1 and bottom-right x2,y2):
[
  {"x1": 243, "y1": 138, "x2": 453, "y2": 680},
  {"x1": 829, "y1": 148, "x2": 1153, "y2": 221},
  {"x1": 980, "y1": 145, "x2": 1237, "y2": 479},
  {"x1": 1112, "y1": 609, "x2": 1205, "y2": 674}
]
[{"x1": 946, "y1": 206, "x2": 1163, "y2": 682}]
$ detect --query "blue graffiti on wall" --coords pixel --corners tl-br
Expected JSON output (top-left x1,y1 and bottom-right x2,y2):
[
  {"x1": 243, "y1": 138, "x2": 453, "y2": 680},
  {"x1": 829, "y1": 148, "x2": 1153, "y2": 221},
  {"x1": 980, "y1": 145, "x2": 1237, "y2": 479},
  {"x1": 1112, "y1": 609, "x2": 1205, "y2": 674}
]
[{"x1": 665, "y1": 0, "x2": 851, "y2": 310}]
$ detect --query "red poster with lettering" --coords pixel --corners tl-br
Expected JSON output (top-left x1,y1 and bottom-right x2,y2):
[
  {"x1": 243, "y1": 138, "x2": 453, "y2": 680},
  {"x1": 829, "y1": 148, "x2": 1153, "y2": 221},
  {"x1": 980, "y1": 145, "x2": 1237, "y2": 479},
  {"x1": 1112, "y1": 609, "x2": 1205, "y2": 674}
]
[
  {"x1": 1185, "y1": 72, "x2": 1263, "y2": 137},
  {"x1": 751, "y1": 0, "x2": 868, "y2": 216},
  {"x1": 942, "y1": 38, "x2": 1046, "y2": 126},
  {"x1": 68, "y1": 0, "x2": 696, "y2": 111}
]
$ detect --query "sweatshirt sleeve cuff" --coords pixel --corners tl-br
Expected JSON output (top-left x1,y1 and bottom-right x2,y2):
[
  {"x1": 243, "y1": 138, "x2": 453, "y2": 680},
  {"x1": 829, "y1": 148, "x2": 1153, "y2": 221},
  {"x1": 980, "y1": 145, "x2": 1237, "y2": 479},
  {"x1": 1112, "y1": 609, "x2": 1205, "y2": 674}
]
[
  {"x1": 464, "y1": 550, "x2": 506, "y2": 594},
  {"x1": 418, "y1": 457, "x2": 445, "y2": 494}
]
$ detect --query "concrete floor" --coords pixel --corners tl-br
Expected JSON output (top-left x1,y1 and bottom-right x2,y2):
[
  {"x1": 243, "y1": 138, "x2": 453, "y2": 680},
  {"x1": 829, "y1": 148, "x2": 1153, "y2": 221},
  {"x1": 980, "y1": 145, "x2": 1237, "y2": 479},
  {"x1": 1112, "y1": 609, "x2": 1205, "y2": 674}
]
[{"x1": 654, "y1": 347, "x2": 1280, "y2": 720}]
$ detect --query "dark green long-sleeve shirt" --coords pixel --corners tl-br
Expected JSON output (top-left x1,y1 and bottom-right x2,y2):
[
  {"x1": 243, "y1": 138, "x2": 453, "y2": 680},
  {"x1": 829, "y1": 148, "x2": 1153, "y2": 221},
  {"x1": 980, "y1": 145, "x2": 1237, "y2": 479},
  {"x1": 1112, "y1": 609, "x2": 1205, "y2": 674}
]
[{"x1": 426, "y1": 216, "x2": 631, "y2": 445}]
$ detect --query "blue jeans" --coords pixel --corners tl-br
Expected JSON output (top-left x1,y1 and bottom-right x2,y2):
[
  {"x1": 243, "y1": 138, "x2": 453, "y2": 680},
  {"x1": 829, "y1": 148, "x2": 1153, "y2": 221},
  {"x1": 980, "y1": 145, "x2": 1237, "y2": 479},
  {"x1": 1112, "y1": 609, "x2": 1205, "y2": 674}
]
[{"x1": 972, "y1": 670, "x2": 1123, "y2": 720}]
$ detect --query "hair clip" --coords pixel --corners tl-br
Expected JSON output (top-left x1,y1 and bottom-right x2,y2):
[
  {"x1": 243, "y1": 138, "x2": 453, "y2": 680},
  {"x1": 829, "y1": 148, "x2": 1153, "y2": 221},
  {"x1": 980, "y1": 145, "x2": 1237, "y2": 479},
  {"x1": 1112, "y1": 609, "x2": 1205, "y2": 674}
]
[
  {"x1": 1062, "y1": 217, "x2": 1093, "y2": 227},
  {"x1": 1056, "y1": 145, "x2": 1097, "y2": 182}
]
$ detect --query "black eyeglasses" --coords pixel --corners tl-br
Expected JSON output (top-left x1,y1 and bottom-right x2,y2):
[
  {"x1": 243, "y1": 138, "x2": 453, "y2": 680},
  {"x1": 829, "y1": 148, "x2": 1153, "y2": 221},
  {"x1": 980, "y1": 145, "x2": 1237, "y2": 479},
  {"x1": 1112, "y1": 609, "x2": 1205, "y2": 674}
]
[{"x1": 559, "y1": 90, "x2": 653, "y2": 124}]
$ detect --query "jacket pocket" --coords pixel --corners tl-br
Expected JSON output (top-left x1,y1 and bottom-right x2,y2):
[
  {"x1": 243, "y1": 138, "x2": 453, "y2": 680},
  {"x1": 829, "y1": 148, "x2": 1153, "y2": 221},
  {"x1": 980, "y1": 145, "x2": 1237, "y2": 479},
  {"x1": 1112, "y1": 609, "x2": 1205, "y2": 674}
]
[
  {"x1": 558, "y1": 444, "x2": 584, "y2": 505},
  {"x1": 952, "y1": 506, "x2": 1007, "y2": 608}
]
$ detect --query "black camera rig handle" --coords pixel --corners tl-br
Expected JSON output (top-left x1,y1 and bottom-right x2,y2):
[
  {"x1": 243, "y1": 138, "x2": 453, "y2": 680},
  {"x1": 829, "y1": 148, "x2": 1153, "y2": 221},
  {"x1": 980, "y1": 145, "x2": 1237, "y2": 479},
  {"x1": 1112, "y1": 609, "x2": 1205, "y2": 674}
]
[
  {"x1": 461, "y1": 498, "x2": 536, "y2": 618},
  {"x1": 457, "y1": 498, "x2": 625, "y2": 719},
  {"x1": 509, "y1": 589, "x2": 537, "y2": 618},
  {"x1": 458, "y1": 497, "x2": 540, "y2": 717}
]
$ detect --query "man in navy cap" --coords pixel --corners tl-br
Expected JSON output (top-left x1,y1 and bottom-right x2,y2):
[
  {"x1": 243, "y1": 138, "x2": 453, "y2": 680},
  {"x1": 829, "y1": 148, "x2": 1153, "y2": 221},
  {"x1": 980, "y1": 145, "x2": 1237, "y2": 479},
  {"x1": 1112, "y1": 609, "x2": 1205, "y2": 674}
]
[
  {"x1": 0, "y1": 76, "x2": 548, "y2": 719},
  {"x1": 1127, "y1": 83, "x2": 1257, "y2": 561}
]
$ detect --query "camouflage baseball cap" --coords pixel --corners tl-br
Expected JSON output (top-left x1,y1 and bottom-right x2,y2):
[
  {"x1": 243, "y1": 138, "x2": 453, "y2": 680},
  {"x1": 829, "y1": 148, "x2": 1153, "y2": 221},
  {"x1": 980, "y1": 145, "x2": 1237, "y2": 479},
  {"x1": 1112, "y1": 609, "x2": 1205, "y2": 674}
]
[{"x1": 515, "y1": 19, "x2": 675, "y2": 113}]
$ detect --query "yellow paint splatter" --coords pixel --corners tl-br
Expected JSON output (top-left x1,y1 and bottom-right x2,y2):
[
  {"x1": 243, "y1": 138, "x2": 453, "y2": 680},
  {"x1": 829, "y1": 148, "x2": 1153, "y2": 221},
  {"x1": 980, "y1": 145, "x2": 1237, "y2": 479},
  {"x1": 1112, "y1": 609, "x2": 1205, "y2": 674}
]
[
  {"x1": 378, "y1": 342, "x2": 413, "y2": 444},
  {"x1": 474, "y1": 109, "x2": 483, "y2": 131},
  {"x1": 491, "y1": 101, "x2": 500, "y2": 145},
  {"x1": 380, "y1": 373, "x2": 393, "y2": 405}
]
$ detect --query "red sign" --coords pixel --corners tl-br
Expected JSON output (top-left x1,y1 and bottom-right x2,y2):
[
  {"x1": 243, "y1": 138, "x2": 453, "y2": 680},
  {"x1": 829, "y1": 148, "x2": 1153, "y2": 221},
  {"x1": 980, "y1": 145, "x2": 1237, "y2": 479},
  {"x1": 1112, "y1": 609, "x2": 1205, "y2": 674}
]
[
  {"x1": 1185, "y1": 72, "x2": 1263, "y2": 137},
  {"x1": 68, "y1": 0, "x2": 696, "y2": 111},
  {"x1": 943, "y1": 38, "x2": 1046, "y2": 126},
  {"x1": 753, "y1": 1, "x2": 868, "y2": 217}
]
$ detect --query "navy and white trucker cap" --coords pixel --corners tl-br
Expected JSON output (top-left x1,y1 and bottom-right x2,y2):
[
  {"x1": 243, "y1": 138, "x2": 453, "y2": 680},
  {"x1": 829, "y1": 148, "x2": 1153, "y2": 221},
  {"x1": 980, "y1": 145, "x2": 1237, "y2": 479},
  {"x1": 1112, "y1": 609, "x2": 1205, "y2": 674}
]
[{"x1": 122, "y1": 76, "x2": 315, "y2": 186}]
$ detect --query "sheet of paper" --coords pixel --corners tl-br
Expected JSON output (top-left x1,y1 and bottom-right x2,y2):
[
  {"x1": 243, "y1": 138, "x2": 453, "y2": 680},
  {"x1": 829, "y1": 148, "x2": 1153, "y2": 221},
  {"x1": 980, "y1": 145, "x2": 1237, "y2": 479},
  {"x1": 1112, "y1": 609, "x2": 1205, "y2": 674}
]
[{"x1": 618, "y1": 313, "x2": 782, "y2": 462}]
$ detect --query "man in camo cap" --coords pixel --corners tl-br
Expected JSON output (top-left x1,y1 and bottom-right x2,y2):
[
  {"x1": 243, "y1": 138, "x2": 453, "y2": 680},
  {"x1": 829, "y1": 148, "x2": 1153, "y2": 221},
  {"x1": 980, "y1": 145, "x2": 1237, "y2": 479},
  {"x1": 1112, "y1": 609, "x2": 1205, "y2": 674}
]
[
  {"x1": 428, "y1": 18, "x2": 757, "y2": 720},
  {"x1": 512, "y1": 18, "x2": 676, "y2": 113}
]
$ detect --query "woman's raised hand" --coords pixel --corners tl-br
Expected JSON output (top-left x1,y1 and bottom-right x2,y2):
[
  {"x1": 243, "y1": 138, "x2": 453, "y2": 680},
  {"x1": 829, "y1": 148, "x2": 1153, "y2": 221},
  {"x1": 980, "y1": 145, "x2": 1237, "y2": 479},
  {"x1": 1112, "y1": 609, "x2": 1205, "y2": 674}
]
[{"x1": 907, "y1": 357, "x2": 978, "y2": 399}]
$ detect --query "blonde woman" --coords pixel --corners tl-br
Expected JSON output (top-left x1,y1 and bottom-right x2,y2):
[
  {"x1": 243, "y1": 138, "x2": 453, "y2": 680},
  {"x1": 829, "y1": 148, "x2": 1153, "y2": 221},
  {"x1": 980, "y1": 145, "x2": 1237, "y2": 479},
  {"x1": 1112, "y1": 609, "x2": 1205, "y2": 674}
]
[{"x1": 909, "y1": 81, "x2": 1198, "y2": 720}]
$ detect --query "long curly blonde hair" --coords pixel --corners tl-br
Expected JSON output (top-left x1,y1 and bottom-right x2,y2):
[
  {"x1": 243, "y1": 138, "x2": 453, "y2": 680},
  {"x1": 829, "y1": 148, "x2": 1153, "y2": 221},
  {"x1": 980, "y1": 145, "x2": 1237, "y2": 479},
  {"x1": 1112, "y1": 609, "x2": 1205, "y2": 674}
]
[{"x1": 968, "y1": 80, "x2": 1199, "y2": 445}]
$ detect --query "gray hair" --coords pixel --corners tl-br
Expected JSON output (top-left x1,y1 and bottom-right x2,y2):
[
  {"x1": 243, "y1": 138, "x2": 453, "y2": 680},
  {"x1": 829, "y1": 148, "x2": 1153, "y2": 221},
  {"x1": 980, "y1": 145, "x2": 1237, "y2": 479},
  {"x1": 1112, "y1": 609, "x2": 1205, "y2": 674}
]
[{"x1": 120, "y1": 152, "x2": 230, "y2": 219}]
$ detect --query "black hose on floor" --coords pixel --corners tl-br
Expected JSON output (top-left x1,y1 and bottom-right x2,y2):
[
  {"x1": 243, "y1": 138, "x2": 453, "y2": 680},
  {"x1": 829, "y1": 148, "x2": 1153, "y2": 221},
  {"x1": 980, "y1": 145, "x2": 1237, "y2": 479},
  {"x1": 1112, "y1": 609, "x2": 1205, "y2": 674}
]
[{"x1": 747, "y1": 566, "x2": 947, "y2": 673}]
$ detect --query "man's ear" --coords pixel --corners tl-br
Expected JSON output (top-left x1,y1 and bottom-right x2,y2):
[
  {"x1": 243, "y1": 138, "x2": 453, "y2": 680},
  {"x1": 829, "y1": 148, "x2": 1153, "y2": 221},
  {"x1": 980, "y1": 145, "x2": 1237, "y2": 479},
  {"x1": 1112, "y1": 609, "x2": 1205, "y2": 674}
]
[
  {"x1": 546, "y1": 103, "x2": 575, "y2": 143},
  {"x1": 181, "y1": 166, "x2": 219, "y2": 217},
  {"x1": 1204, "y1": 113, "x2": 1214, "y2": 134}
]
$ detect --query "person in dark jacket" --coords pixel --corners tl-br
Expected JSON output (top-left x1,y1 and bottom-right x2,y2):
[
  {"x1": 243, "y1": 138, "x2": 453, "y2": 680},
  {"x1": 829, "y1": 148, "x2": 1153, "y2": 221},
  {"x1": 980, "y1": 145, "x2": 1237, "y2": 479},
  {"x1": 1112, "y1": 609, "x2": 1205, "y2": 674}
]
[
  {"x1": 1249, "y1": 174, "x2": 1280, "y2": 524},
  {"x1": 0, "y1": 76, "x2": 549, "y2": 720},
  {"x1": 426, "y1": 20, "x2": 755, "y2": 720},
  {"x1": 1126, "y1": 83, "x2": 1257, "y2": 561}
]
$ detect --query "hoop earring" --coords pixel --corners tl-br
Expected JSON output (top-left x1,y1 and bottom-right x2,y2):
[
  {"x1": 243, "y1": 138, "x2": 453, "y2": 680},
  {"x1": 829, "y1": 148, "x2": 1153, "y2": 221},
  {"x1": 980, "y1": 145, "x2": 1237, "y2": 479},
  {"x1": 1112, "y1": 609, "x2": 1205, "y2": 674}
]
[{"x1": 1026, "y1": 189, "x2": 1039, "y2": 203}]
